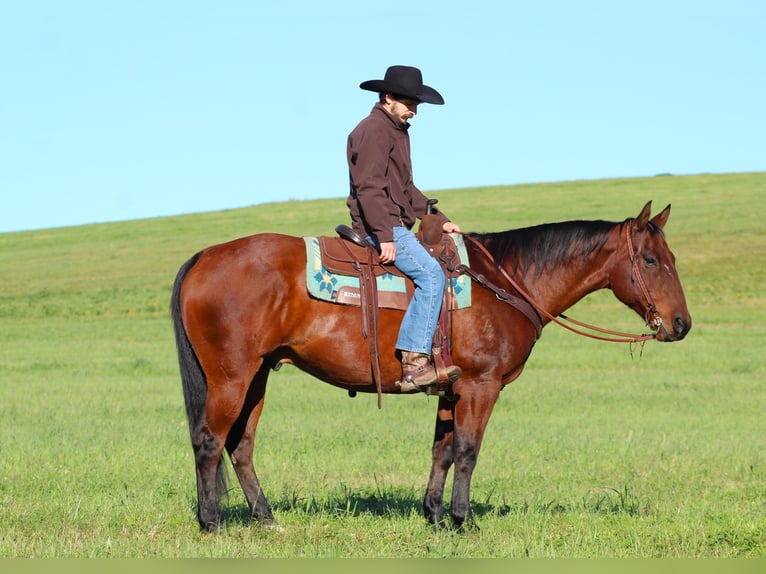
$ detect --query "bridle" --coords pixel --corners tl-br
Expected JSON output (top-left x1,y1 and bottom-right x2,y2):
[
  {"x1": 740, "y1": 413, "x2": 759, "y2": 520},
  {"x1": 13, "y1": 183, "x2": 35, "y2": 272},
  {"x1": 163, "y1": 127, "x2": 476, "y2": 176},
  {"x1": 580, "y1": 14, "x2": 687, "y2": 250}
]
[
  {"x1": 624, "y1": 221, "x2": 664, "y2": 334},
  {"x1": 461, "y1": 219, "x2": 664, "y2": 344}
]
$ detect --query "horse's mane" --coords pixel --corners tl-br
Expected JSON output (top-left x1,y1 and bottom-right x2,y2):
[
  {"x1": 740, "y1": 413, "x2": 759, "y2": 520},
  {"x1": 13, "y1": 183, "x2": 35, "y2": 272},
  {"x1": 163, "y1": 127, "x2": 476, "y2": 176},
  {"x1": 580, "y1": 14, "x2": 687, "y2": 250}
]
[{"x1": 468, "y1": 218, "x2": 635, "y2": 278}]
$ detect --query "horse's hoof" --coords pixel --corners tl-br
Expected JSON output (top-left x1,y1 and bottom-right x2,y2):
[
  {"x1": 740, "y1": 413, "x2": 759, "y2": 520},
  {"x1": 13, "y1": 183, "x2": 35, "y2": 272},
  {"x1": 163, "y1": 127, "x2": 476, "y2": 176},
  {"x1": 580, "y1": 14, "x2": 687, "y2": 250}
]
[
  {"x1": 452, "y1": 518, "x2": 480, "y2": 533},
  {"x1": 261, "y1": 518, "x2": 284, "y2": 532},
  {"x1": 200, "y1": 521, "x2": 220, "y2": 533}
]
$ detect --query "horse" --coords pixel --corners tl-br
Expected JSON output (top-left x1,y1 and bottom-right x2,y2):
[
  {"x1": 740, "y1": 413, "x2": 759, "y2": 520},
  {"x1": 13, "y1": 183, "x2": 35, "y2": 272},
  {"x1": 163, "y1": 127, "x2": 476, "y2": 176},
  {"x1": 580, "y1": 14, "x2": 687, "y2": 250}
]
[{"x1": 170, "y1": 201, "x2": 691, "y2": 531}]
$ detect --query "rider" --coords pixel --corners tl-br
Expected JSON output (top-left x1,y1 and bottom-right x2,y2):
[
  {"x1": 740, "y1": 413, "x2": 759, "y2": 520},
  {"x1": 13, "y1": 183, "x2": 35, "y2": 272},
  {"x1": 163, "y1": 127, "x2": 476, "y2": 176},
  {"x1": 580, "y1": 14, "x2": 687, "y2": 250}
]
[{"x1": 346, "y1": 65, "x2": 462, "y2": 391}]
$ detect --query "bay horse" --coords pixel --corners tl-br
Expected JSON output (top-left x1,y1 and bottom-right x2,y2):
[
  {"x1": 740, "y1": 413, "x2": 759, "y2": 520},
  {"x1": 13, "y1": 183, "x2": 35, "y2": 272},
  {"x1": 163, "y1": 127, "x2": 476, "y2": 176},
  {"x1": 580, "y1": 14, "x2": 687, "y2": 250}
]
[{"x1": 170, "y1": 201, "x2": 691, "y2": 531}]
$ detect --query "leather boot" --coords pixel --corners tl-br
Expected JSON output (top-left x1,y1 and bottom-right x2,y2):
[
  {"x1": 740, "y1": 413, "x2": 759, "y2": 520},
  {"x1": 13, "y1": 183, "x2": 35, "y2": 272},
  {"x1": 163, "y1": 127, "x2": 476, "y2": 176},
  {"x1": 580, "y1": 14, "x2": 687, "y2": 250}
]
[{"x1": 400, "y1": 351, "x2": 462, "y2": 391}]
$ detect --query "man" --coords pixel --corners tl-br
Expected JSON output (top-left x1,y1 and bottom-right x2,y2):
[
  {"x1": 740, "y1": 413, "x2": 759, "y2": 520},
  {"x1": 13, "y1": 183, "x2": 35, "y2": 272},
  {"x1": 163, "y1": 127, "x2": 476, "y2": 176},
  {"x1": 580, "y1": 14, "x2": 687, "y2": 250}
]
[{"x1": 346, "y1": 65, "x2": 462, "y2": 391}]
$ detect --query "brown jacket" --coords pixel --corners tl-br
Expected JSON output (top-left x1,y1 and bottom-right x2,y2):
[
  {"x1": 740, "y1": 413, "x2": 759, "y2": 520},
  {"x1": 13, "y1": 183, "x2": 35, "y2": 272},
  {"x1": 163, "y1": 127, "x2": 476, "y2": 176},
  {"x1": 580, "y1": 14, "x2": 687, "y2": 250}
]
[{"x1": 347, "y1": 104, "x2": 448, "y2": 243}]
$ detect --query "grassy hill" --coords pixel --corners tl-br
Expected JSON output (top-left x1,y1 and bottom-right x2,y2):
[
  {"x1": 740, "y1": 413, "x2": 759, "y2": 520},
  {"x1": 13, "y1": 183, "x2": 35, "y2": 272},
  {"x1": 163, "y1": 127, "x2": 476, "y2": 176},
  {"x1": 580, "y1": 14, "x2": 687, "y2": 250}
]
[{"x1": 1, "y1": 172, "x2": 764, "y2": 557}]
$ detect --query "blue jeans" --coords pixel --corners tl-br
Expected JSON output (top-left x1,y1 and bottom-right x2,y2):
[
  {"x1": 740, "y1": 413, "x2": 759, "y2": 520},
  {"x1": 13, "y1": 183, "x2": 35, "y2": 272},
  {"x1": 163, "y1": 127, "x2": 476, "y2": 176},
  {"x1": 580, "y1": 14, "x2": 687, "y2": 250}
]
[{"x1": 386, "y1": 226, "x2": 446, "y2": 354}]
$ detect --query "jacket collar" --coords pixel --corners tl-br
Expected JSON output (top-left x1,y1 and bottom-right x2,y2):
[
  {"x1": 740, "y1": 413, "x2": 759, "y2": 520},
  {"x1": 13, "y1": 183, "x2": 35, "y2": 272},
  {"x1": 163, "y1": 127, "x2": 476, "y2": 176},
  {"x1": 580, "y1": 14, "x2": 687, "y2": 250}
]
[{"x1": 372, "y1": 103, "x2": 410, "y2": 132}]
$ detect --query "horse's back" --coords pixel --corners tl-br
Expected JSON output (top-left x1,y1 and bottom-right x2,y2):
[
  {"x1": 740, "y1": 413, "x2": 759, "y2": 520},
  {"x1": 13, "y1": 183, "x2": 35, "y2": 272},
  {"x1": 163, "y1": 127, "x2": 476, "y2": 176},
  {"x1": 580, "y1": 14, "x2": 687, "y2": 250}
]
[
  {"x1": 183, "y1": 233, "x2": 305, "y2": 289},
  {"x1": 199, "y1": 232, "x2": 305, "y2": 266}
]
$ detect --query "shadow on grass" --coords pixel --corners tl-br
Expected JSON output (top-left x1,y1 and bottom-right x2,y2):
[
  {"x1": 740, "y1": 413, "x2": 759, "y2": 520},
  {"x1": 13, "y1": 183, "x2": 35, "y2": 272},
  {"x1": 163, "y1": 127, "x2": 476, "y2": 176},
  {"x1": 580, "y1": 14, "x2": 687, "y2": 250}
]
[
  {"x1": 217, "y1": 482, "x2": 646, "y2": 527},
  {"x1": 272, "y1": 484, "x2": 424, "y2": 519}
]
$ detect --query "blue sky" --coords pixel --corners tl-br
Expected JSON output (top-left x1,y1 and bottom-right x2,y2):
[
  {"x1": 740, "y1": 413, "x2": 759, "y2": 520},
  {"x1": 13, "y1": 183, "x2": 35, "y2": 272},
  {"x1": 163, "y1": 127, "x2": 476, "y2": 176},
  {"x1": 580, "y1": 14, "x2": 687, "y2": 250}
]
[{"x1": 1, "y1": 0, "x2": 763, "y2": 232}]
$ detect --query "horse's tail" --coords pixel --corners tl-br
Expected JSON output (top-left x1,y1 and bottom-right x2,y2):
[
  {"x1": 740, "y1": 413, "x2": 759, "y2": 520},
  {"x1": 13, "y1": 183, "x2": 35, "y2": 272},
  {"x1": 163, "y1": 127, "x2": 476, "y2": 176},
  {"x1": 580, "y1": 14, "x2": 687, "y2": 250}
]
[
  {"x1": 171, "y1": 252, "x2": 206, "y2": 435},
  {"x1": 170, "y1": 252, "x2": 228, "y2": 496}
]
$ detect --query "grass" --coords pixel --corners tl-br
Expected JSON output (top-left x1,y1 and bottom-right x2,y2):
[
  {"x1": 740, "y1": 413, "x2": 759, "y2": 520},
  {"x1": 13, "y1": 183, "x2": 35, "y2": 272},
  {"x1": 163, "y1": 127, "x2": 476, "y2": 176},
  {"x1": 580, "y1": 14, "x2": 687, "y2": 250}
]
[{"x1": 0, "y1": 172, "x2": 764, "y2": 557}]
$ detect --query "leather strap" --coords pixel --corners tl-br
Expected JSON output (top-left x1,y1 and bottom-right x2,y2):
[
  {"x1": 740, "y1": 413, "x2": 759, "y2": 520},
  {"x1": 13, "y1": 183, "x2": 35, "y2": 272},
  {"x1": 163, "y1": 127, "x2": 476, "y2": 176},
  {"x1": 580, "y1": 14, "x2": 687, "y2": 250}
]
[{"x1": 337, "y1": 238, "x2": 383, "y2": 408}]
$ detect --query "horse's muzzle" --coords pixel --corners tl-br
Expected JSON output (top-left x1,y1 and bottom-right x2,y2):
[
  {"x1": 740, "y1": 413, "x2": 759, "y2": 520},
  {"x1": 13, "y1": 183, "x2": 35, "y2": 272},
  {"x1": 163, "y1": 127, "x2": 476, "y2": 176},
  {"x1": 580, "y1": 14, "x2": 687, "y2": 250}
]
[{"x1": 656, "y1": 313, "x2": 691, "y2": 342}]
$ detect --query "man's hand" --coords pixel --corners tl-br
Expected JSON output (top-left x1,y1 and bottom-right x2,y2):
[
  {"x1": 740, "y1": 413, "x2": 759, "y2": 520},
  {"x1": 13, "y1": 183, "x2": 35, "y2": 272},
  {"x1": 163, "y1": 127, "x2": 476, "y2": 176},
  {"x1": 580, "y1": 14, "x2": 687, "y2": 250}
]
[
  {"x1": 443, "y1": 221, "x2": 462, "y2": 233},
  {"x1": 379, "y1": 242, "x2": 396, "y2": 264}
]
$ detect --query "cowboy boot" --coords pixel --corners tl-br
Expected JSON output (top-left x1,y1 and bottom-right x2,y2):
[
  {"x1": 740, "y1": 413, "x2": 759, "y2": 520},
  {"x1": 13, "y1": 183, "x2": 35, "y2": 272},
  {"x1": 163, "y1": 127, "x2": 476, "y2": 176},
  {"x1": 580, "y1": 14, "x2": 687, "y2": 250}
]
[{"x1": 400, "y1": 351, "x2": 462, "y2": 391}]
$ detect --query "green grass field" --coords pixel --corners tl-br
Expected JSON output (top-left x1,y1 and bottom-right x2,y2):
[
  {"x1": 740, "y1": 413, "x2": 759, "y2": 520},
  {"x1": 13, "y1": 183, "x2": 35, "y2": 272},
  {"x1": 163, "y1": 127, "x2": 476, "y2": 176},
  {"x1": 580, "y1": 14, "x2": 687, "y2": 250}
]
[{"x1": 0, "y1": 172, "x2": 764, "y2": 557}]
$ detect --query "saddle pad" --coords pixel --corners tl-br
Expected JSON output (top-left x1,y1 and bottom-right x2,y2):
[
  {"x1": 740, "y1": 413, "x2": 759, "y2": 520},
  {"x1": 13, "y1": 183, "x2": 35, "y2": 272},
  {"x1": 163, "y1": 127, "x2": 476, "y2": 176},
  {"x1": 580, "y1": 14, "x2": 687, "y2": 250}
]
[{"x1": 303, "y1": 234, "x2": 472, "y2": 310}]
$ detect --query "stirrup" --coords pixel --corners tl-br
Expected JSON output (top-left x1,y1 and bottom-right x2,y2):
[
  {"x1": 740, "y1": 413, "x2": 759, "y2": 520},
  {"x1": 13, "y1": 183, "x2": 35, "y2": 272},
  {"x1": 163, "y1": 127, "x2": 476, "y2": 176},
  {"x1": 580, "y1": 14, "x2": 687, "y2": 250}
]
[{"x1": 396, "y1": 364, "x2": 461, "y2": 396}]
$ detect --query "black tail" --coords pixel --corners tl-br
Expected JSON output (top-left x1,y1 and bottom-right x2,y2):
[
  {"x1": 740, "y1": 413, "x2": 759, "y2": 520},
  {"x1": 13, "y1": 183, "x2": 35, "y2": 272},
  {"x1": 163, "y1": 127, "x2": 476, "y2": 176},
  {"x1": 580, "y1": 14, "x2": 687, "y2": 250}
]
[
  {"x1": 170, "y1": 252, "x2": 206, "y2": 437},
  {"x1": 170, "y1": 253, "x2": 229, "y2": 496}
]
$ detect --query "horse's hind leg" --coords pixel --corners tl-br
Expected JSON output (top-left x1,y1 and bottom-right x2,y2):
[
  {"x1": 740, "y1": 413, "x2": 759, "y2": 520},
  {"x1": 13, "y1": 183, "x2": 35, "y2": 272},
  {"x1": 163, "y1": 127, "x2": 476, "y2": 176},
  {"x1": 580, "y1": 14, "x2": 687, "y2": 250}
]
[
  {"x1": 225, "y1": 367, "x2": 277, "y2": 527},
  {"x1": 192, "y1": 419, "x2": 228, "y2": 531},
  {"x1": 423, "y1": 397, "x2": 456, "y2": 525},
  {"x1": 194, "y1": 374, "x2": 252, "y2": 532}
]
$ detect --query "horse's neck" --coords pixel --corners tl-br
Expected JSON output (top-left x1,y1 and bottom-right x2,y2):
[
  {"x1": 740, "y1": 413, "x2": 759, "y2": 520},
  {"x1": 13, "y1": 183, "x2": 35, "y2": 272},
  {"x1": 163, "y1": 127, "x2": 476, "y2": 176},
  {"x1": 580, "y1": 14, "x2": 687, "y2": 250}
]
[{"x1": 515, "y1": 225, "x2": 621, "y2": 317}]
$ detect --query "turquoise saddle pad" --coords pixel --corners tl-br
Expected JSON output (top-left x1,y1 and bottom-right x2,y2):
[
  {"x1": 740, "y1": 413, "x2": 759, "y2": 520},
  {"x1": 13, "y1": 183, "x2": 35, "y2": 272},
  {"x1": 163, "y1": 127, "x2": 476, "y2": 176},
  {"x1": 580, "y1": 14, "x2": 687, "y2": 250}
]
[{"x1": 303, "y1": 234, "x2": 471, "y2": 309}]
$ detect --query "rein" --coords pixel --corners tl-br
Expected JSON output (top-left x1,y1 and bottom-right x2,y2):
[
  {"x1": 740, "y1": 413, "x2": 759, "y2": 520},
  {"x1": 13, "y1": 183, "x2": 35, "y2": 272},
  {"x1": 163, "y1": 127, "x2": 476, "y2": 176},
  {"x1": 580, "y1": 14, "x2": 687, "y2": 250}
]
[{"x1": 460, "y1": 223, "x2": 658, "y2": 344}]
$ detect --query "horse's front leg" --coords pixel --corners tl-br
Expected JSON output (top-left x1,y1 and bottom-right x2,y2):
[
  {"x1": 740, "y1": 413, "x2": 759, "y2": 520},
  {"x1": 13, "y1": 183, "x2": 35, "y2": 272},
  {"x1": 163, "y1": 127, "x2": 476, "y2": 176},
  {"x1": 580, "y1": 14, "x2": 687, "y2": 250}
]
[
  {"x1": 423, "y1": 397, "x2": 456, "y2": 525},
  {"x1": 449, "y1": 381, "x2": 501, "y2": 529}
]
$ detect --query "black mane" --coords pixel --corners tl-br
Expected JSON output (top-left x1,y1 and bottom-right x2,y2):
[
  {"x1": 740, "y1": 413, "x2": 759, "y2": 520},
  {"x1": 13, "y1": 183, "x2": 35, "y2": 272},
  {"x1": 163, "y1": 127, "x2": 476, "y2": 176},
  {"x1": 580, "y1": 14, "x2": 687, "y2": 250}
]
[{"x1": 468, "y1": 219, "x2": 624, "y2": 278}]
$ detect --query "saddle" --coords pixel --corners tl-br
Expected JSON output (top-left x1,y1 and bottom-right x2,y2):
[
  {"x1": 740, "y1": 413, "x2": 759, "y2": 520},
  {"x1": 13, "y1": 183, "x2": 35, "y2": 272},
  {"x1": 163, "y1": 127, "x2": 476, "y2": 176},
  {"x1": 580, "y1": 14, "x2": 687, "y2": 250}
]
[
  {"x1": 318, "y1": 215, "x2": 463, "y2": 406},
  {"x1": 319, "y1": 220, "x2": 464, "y2": 309}
]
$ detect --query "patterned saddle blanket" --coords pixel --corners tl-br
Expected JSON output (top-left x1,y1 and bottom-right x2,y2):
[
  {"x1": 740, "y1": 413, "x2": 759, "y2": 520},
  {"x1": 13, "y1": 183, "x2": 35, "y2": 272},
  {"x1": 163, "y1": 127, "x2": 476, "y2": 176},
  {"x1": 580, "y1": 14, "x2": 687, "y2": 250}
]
[{"x1": 303, "y1": 233, "x2": 472, "y2": 310}]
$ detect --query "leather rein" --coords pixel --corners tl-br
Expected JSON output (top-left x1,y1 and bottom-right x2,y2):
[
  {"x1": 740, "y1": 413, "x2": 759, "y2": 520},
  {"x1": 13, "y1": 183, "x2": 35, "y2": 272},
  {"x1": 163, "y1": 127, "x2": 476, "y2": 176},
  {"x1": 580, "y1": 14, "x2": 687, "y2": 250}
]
[{"x1": 458, "y1": 220, "x2": 661, "y2": 344}]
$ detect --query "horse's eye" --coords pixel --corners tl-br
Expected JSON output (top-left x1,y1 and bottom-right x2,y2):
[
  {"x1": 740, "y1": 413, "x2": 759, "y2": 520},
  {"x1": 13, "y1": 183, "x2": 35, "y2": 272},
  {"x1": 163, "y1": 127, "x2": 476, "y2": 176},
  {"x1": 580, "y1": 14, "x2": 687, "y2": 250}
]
[{"x1": 643, "y1": 254, "x2": 657, "y2": 266}]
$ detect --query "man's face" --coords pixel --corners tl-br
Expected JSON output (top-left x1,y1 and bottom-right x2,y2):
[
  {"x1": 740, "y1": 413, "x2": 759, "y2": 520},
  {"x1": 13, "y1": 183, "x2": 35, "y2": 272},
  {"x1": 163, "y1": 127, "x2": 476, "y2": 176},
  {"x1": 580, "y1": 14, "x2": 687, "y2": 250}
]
[{"x1": 385, "y1": 95, "x2": 419, "y2": 122}]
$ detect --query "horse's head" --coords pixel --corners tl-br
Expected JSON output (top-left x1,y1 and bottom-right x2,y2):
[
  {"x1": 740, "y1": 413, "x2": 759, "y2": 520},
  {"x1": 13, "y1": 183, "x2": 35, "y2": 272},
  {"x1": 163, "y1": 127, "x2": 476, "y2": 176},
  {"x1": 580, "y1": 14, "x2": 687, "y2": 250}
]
[{"x1": 609, "y1": 201, "x2": 692, "y2": 342}]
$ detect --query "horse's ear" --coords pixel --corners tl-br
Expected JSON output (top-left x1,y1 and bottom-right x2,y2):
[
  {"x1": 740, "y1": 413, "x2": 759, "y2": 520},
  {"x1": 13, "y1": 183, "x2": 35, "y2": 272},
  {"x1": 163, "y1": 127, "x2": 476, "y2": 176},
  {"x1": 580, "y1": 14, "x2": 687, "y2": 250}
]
[
  {"x1": 635, "y1": 201, "x2": 653, "y2": 229},
  {"x1": 650, "y1": 204, "x2": 671, "y2": 229}
]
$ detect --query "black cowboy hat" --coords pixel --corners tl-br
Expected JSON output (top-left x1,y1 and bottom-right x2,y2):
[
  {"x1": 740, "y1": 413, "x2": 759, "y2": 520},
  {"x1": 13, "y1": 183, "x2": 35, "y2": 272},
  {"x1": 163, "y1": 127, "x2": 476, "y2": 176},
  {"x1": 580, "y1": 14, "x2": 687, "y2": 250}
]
[{"x1": 359, "y1": 65, "x2": 444, "y2": 105}]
